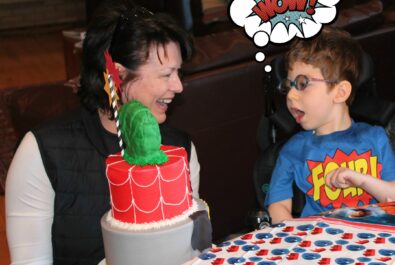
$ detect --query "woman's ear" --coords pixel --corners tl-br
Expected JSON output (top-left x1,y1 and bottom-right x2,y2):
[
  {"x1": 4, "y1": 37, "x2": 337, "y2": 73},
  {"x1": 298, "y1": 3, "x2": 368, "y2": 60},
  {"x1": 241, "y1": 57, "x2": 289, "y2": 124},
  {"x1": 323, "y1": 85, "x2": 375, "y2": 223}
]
[
  {"x1": 114, "y1": 62, "x2": 128, "y2": 80},
  {"x1": 334, "y1": 80, "x2": 352, "y2": 104},
  {"x1": 114, "y1": 62, "x2": 130, "y2": 102}
]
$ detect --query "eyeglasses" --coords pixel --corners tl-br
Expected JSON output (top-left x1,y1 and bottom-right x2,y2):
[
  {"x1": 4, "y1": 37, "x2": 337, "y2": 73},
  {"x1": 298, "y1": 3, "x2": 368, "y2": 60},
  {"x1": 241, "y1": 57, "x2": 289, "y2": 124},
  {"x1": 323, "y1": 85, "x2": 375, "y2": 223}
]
[{"x1": 278, "y1": 74, "x2": 338, "y2": 94}]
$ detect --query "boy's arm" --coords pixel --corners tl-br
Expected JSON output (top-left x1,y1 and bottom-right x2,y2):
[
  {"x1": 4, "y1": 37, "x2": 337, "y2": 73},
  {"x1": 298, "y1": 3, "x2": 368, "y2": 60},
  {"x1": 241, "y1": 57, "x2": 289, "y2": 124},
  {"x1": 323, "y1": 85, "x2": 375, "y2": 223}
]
[
  {"x1": 326, "y1": 168, "x2": 395, "y2": 202},
  {"x1": 268, "y1": 198, "x2": 292, "y2": 224}
]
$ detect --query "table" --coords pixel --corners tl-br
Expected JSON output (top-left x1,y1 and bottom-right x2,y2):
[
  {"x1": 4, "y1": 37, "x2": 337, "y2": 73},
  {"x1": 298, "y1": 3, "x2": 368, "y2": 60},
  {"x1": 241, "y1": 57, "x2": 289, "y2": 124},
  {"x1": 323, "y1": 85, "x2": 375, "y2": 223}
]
[{"x1": 192, "y1": 202, "x2": 395, "y2": 264}]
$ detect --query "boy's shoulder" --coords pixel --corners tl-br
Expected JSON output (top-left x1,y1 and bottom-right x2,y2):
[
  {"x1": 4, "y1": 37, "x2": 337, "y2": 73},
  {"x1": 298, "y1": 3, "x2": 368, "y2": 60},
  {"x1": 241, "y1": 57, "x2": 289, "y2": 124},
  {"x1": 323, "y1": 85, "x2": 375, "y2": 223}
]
[
  {"x1": 286, "y1": 130, "x2": 312, "y2": 143},
  {"x1": 280, "y1": 130, "x2": 311, "y2": 153},
  {"x1": 352, "y1": 121, "x2": 386, "y2": 137}
]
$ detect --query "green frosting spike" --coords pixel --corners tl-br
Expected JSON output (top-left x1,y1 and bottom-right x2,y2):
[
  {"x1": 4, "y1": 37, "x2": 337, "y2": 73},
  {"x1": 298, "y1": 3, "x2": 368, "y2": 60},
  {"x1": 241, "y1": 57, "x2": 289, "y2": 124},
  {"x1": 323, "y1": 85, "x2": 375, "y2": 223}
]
[{"x1": 119, "y1": 100, "x2": 168, "y2": 165}]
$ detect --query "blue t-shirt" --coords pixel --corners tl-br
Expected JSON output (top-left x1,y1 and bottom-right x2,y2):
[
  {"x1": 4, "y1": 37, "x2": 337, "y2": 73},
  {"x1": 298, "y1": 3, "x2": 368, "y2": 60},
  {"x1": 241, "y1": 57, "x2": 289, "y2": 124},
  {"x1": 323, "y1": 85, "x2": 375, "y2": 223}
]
[{"x1": 264, "y1": 122, "x2": 395, "y2": 217}]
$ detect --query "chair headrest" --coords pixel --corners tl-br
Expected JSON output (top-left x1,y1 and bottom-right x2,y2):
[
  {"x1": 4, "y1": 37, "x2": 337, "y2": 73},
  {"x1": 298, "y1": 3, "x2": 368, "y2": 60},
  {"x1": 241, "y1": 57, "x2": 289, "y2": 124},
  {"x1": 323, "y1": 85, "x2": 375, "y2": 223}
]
[{"x1": 357, "y1": 51, "x2": 374, "y2": 89}]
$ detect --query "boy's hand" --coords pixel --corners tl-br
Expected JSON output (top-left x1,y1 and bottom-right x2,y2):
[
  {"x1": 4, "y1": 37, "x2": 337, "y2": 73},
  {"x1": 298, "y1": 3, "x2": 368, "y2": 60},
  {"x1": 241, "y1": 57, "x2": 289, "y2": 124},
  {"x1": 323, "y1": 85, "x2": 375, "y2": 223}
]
[
  {"x1": 325, "y1": 168, "x2": 395, "y2": 203},
  {"x1": 325, "y1": 168, "x2": 365, "y2": 189}
]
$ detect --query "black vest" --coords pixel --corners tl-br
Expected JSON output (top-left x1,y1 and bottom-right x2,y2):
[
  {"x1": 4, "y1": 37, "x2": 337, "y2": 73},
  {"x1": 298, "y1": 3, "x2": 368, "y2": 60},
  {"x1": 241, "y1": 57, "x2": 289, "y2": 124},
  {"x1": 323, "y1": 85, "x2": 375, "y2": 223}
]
[{"x1": 32, "y1": 108, "x2": 191, "y2": 265}]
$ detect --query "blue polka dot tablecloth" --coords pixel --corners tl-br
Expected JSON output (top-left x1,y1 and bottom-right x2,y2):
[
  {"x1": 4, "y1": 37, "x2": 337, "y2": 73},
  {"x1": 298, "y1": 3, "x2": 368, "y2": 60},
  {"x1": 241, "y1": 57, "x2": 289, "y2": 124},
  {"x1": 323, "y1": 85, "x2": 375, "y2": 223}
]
[{"x1": 192, "y1": 204, "x2": 395, "y2": 265}]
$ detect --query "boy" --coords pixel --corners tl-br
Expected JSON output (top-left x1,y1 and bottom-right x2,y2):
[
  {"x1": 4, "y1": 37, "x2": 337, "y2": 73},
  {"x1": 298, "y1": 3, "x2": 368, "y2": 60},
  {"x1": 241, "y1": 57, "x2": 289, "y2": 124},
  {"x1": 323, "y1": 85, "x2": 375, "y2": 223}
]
[{"x1": 264, "y1": 27, "x2": 395, "y2": 224}]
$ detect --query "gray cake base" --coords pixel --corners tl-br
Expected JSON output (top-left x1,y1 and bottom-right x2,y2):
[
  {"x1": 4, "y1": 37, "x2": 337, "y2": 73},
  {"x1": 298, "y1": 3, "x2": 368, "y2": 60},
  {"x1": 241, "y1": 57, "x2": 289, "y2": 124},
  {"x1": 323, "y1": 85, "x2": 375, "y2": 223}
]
[{"x1": 101, "y1": 199, "x2": 209, "y2": 265}]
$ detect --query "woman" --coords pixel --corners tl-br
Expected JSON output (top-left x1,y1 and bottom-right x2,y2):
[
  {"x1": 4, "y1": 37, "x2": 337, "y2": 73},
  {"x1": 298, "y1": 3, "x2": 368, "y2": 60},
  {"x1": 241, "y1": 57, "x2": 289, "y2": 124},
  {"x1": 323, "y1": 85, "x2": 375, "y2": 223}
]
[{"x1": 6, "y1": 1, "x2": 200, "y2": 264}]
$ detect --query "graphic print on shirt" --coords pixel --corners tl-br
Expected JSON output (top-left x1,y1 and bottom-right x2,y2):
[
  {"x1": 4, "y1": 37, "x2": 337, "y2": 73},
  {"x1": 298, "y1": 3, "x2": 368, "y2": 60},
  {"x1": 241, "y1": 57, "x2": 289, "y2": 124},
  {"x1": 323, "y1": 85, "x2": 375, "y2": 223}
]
[{"x1": 306, "y1": 149, "x2": 381, "y2": 208}]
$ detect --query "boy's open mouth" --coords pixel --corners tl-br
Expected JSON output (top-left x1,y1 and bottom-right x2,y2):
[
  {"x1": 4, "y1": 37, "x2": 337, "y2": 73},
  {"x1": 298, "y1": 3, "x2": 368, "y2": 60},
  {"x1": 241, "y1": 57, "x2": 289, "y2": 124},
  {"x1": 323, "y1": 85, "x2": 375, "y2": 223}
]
[{"x1": 290, "y1": 108, "x2": 305, "y2": 123}]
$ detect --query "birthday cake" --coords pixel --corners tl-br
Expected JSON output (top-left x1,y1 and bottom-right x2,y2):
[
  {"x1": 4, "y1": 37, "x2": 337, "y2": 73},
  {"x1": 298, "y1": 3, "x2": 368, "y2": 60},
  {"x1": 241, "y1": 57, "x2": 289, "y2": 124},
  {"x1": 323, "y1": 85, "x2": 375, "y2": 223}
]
[
  {"x1": 101, "y1": 100, "x2": 212, "y2": 265},
  {"x1": 105, "y1": 144, "x2": 196, "y2": 228}
]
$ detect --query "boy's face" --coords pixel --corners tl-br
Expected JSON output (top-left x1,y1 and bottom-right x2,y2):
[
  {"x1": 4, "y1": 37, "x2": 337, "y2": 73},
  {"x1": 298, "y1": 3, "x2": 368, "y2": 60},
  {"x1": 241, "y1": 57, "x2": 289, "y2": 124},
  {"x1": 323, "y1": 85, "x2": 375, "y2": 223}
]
[{"x1": 286, "y1": 61, "x2": 340, "y2": 135}]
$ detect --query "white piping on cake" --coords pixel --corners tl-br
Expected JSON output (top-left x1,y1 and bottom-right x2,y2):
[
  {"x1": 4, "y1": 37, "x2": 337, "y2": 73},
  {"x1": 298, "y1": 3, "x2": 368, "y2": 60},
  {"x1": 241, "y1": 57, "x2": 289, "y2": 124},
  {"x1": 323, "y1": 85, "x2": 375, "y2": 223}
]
[
  {"x1": 105, "y1": 146, "x2": 195, "y2": 229},
  {"x1": 110, "y1": 186, "x2": 192, "y2": 213},
  {"x1": 107, "y1": 155, "x2": 191, "y2": 213},
  {"x1": 129, "y1": 165, "x2": 159, "y2": 188},
  {"x1": 105, "y1": 199, "x2": 198, "y2": 231},
  {"x1": 162, "y1": 146, "x2": 184, "y2": 153},
  {"x1": 158, "y1": 166, "x2": 165, "y2": 219}
]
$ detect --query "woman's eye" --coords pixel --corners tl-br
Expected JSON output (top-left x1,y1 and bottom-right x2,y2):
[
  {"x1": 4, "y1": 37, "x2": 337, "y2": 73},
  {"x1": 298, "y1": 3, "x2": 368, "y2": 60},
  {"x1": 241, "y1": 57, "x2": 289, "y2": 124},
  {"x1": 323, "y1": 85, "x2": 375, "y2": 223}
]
[{"x1": 162, "y1": 73, "x2": 171, "y2": 78}]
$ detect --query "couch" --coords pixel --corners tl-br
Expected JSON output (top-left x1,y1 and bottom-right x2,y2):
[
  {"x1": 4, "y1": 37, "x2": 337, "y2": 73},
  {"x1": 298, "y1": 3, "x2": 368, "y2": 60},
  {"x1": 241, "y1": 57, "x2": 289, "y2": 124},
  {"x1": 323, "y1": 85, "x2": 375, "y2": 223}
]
[{"x1": 2, "y1": 0, "x2": 395, "y2": 241}]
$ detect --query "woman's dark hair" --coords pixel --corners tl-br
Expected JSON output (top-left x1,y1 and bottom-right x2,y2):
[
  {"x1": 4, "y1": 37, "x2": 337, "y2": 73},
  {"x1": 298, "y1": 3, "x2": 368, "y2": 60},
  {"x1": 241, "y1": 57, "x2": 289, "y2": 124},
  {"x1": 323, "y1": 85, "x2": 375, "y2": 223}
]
[{"x1": 78, "y1": 0, "x2": 193, "y2": 115}]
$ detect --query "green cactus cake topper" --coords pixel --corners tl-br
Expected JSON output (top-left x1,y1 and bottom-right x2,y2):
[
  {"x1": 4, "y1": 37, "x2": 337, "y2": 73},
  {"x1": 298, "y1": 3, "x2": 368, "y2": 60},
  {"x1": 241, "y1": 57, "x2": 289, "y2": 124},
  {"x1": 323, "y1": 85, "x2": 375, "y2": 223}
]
[{"x1": 119, "y1": 100, "x2": 168, "y2": 165}]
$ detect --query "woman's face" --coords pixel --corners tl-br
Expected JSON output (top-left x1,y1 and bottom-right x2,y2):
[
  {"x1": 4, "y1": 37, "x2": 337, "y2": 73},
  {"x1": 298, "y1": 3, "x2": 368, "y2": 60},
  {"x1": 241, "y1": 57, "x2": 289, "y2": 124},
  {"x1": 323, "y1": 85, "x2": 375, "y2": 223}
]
[{"x1": 122, "y1": 41, "x2": 183, "y2": 124}]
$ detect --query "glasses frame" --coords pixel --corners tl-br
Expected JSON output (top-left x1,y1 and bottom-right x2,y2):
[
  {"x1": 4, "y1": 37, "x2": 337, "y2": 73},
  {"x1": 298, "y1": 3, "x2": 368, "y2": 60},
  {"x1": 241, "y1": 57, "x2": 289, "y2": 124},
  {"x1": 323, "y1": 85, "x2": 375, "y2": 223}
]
[{"x1": 278, "y1": 74, "x2": 338, "y2": 94}]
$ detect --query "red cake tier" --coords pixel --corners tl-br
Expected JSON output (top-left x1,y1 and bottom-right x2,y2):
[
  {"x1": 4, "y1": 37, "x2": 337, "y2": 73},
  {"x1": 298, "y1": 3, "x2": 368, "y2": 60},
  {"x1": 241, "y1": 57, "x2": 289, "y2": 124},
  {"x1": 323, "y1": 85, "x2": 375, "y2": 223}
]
[{"x1": 106, "y1": 145, "x2": 194, "y2": 224}]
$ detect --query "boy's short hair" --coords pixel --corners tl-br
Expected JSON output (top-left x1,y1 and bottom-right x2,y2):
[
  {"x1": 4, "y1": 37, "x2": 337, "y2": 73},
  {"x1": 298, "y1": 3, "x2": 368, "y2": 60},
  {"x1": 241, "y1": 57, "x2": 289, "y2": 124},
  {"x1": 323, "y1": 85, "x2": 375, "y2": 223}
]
[{"x1": 286, "y1": 26, "x2": 363, "y2": 105}]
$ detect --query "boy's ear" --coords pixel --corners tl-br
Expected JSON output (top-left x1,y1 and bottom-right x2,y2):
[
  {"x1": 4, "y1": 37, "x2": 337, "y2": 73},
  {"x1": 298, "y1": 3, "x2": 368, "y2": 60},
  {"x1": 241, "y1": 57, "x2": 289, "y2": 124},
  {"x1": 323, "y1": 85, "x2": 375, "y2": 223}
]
[{"x1": 333, "y1": 80, "x2": 352, "y2": 103}]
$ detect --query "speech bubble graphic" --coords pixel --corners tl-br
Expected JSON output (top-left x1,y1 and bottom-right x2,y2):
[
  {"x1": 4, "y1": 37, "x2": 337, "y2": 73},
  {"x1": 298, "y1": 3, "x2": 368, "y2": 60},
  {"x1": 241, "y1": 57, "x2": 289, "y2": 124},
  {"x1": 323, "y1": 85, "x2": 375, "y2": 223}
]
[{"x1": 229, "y1": 0, "x2": 340, "y2": 70}]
